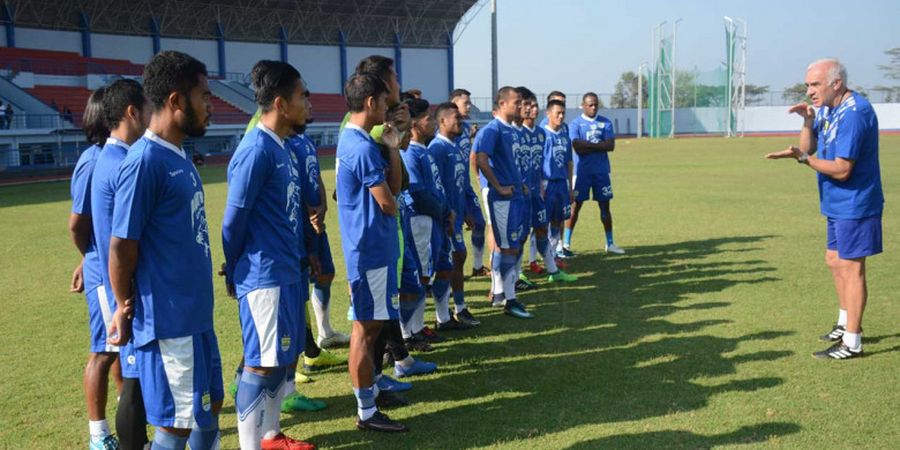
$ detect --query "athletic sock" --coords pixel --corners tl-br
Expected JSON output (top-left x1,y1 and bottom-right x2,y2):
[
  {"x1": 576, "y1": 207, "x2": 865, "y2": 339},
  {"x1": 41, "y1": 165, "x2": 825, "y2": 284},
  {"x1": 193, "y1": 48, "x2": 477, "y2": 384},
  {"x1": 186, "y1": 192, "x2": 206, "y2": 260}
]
[
  {"x1": 563, "y1": 227, "x2": 573, "y2": 249},
  {"x1": 281, "y1": 367, "x2": 297, "y2": 398},
  {"x1": 262, "y1": 368, "x2": 287, "y2": 440},
  {"x1": 397, "y1": 355, "x2": 415, "y2": 368},
  {"x1": 842, "y1": 331, "x2": 862, "y2": 350},
  {"x1": 311, "y1": 282, "x2": 335, "y2": 339},
  {"x1": 151, "y1": 428, "x2": 188, "y2": 450},
  {"x1": 187, "y1": 416, "x2": 220, "y2": 450},
  {"x1": 837, "y1": 309, "x2": 848, "y2": 327},
  {"x1": 500, "y1": 253, "x2": 518, "y2": 303},
  {"x1": 605, "y1": 230, "x2": 614, "y2": 246},
  {"x1": 236, "y1": 368, "x2": 284, "y2": 449},
  {"x1": 304, "y1": 326, "x2": 321, "y2": 358},
  {"x1": 353, "y1": 385, "x2": 378, "y2": 421},
  {"x1": 452, "y1": 289, "x2": 467, "y2": 314},
  {"x1": 413, "y1": 293, "x2": 427, "y2": 333},
  {"x1": 89, "y1": 419, "x2": 110, "y2": 442},
  {"x1": 432, "y1": 278, "x2": 452, "y2": 323},
  {"x1": 472, "y1": 229, "x2": 485, "y2": 269},
  {"x1": 543, "y1": 233, "x2": 558, "y2": 273},
  {"x1": 491, "y1": 249, "x2": 504, "y2": 296},
  {"x1": 399, "y1": 299, "x2": 418, "y2": 339},
  {"x1": 529, "y1": 232, "x2": 538, "y2": 263}
]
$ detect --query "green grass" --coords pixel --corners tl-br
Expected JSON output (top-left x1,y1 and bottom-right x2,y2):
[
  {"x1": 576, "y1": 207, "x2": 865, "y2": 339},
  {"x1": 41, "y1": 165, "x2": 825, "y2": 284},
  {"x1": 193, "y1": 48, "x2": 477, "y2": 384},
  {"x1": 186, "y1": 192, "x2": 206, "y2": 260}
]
[{"x1": 1, "y1": 135, "x2": 898, "y2": 449}]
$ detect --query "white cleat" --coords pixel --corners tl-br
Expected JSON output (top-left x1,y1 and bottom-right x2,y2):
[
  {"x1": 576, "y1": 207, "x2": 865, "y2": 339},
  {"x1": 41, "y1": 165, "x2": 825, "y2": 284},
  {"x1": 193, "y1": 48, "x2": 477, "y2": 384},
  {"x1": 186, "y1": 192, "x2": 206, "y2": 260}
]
[
  {"x1": 605, "y1": 244, "x2": 626, "y2": 255},
  {"x1": 317, "y1": 332, "x2": 351, "y2": 349}
]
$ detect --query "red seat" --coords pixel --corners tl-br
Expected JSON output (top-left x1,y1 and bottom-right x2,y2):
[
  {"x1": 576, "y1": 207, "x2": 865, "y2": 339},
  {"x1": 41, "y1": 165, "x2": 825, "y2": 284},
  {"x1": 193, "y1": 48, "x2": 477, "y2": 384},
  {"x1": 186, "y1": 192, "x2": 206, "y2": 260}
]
[
  {"x1": 309, "y1": 93, "x2": 347, "y2": 123},
  {"x1": 0, "y1": 47, "x2": 143, "y2": 76},
  {"x1": 25, "y1": 85, "x2": 91, "y2": 127}
]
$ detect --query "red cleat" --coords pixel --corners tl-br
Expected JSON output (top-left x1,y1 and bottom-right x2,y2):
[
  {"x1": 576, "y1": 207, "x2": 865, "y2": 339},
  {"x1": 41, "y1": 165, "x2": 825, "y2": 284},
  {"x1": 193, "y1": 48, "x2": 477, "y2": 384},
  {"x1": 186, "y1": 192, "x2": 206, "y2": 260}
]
[
  {"x1": 261, "y1": 433, "x2": 316, "y2": 450},
  {"x1": 529, "y1": 261, "x2": 545, "y2": 274},
  {"x1": 554, "y1": 258, "x2": 569, "y2": 269}
]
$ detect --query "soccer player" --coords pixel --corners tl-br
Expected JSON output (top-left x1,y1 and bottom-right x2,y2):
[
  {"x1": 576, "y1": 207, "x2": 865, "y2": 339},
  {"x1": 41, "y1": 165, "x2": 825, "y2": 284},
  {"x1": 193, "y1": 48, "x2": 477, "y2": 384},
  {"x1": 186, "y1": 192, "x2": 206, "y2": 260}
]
[
  {"x1": 474, "y1": 87, "x2": 532, "y2": 319},
  {"x1": 542, "y1": 100, "x2": 578, "y2": 282},
  {"x1": 538, "y1": 91, "x2": 567, "y2": 133},
  {"x1": 428, "y1": 101, "x2": 480, "y2": 328},
  {"x1": 69, "y1": 86, "x2": 122, "y2": 450},
  {"x1": 510, "y1": 87, "x2": 538, "y2": 292},
  {"x1": 765, "y1": 59, "x2": 883, "y2": 360},
  {"x1": 90, "y1": 78, "x2": 151, "y2": 450},
  {"x1": 449, "y1": 89, "x2": 489, "y2": 277},
  {"x1": 222, "y1": 60, "x2": 316, "y2": 449},
  {"x1": 336, "y1": 72, "x2": 408, "y2": 432},
  {"x1": 567, "y1": 92, "x2": 622, "y2": 255},
  {"x1": 107, "y1": 50, "x2": 222, "y2": 450}
]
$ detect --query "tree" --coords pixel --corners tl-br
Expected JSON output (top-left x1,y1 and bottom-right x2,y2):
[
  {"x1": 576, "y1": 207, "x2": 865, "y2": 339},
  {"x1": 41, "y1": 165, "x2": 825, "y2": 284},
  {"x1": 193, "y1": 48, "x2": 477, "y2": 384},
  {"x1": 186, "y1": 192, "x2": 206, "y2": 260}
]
[
  {"x1": 744, "y1": 84, "x2": 770, "y2": 105},
  {"x1": 610, "y1": 71, "x2": 648, "y2": 109},
  {"x1": 877, "y1": 47, "x2": 900, "y2": 80},
  {"x1": 782, "y1": 82, "x2": 808, "y2": 104}
]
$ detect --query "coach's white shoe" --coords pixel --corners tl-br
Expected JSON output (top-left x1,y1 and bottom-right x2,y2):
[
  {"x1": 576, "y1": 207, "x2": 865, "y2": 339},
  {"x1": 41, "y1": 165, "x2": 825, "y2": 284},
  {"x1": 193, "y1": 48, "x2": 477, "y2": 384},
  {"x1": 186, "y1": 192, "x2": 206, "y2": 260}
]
[
  {"x1": 317, "y1": 331, "x2": 351, "y2": 349},
  {"x1": 605, "y1": 243, "x2": 626, "y2": 255}
]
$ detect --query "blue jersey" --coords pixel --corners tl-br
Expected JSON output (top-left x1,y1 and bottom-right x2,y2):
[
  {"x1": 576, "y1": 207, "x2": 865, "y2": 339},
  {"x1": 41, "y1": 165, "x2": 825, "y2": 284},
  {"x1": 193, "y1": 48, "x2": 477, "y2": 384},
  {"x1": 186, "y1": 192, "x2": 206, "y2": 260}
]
[
  {"x1": 71, "y1": 144, "x2": 103, "y2": 292},
  {"x1": 401, "y1": 141, "x2": 445, "y2": 216},
  {"x1": 226, "y1": 124, "x2": 305, "y2": 298},
  {"x1": 429, "y1": 134, "x2": 466, "y2": 215},
  {"x1": 335, "y1": 124, "x2": 400, "y2": 279},
  {"x1": 813, "y1": 92, "x2": 883, "y2": 219},
  {"x1": 454, "y1": 121, "x2": 477, "y2": 196},
  {"x1": 287, "y1": 134, "x2": 323, "y2": 209},
  {"x1": 473, "y1": 118, "x2": 524, "y2": 196},
  {"x1": 543, "y1": 125, "x2": 573, "y2": 180},
  {"x1": 112, "y1": 131, "x2": 213, "y2": 346},
  {"x1": 90, "y1": 138, "x2": 130, "y2": 301},
  {"x1": 519, "y1": 125, "x2": 545, "y2": 192},
  {"x1": 568, "y1": 114, "x2": 615, "y2": 175},
  {"x1": 539, "y1": 116, "x2": 569, "y2": 136}
]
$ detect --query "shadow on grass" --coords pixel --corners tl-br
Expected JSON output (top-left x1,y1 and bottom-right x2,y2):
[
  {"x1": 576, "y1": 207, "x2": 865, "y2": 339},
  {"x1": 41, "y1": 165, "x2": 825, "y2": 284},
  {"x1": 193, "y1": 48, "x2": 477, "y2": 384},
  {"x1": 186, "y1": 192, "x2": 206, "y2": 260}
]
[{"x1": 565, "y1": 422, "x2": 802, "y2": 449}]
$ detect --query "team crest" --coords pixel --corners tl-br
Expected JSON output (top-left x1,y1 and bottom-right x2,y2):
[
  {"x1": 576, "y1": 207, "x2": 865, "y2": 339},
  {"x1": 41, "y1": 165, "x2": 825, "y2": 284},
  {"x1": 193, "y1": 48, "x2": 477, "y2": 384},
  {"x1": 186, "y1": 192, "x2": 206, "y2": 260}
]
[
  {"x1": 202, "y1": 392, "x2": 211, "y2": 412},
  {"x1": 391, "y1": 293, "x2": 400, "y2": 310},
  {"x1": 280, "y1": 335, "x2": 291, "y2": 351}
]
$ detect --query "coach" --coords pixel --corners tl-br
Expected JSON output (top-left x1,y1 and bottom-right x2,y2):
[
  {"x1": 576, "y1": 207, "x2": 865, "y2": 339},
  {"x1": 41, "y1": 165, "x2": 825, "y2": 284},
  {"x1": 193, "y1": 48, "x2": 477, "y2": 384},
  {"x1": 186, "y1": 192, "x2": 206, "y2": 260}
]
[{"x1": 766, "y1": 58, "x2": 883, "y2": 360}]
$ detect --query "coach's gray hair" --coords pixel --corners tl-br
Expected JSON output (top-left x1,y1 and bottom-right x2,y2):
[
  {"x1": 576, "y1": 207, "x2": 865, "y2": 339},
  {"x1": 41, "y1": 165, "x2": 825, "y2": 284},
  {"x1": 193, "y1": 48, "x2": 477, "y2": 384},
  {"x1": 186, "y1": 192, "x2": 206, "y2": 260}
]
[{"x1": 808, "y1": 58, "x2": 848, "y2": 85}]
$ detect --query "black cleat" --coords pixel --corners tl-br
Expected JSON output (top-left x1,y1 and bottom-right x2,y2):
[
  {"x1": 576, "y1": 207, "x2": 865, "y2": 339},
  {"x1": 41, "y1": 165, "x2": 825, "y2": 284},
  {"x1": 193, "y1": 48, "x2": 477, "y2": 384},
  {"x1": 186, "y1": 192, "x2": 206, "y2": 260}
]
[
  {"x1": 820, "y1": 324, "x2": 846, "y2": 342},
  {"x1": 419, "y1": 326, "x2": 446, "y2": 343},
  {"x1": 357, "y1": 411, "x2": 409, "y2": 433},
  {"x1": 813, "y1": 342, "x2": 863, "y2": 360},
  {"x1": 471, "y1": 266, "x2": 491, "y2": 277},
  {"x1": 455, "y1": 308, "x2": 481, "y2": 327},
  {"x1": 435, "y1": 317, "x2": 475, "y2": 332},
  {"x1": 404, "y1": 335, "x2": 434, "y2": 352},
  {"x1": 375, "y1": 390, "x2": 410, "y2": 408}
]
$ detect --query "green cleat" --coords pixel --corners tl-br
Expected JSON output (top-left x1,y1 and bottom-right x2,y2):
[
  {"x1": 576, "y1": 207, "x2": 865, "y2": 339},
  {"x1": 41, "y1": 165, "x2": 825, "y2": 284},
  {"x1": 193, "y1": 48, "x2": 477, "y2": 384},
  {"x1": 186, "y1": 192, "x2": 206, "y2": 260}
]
[
  {"x1": 548, "y1": 270, "x2": 578, "y2": 283},
  {"x1": 228, "y1": 380, "x2": 238, "y2": 399},
  {"x1": 303, "y1": 348, "x2": 348, "y2": 371},
  {"x1": 281, "y1": 392, "x2": 327, "y2": 412}
]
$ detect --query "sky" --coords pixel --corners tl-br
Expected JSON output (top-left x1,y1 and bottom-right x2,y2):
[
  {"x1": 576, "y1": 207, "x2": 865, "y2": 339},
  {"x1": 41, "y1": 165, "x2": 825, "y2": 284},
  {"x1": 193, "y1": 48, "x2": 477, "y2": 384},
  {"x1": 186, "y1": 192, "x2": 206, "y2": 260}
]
[{"x1": 451, "y1": 0, "x2": 900, "y2": 101}]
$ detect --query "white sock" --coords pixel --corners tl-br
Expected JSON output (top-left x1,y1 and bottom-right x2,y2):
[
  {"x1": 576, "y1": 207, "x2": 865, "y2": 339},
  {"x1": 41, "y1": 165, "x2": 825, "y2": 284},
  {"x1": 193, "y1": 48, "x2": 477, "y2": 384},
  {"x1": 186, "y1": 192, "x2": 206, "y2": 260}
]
[
  {"x1": 435, "y1": 289, "x2": 452, "y2": 323},
  {"x1": 529, "y1": 234, "x2": 538, "y2": 263},
  {"x1": 262, "y1": 378, "x2": 286, "y2": 440},
  {"x1": 88, "y1": 420, "x2": 110, "y2": 442},
  {"x1": 281, "y1": 377, "x2": 296, "y2": 398},
  {"x1": 842, "y1": 331, "x2": 861, "y2": 350},
  {"x1": 545, "y1": 235, "x2": 559, "y2": 273},
  {"x1": 311, "y1": 287, "x2": 335, "y2": 339},
  {"x1": 837, "y1": 309, "x2": 848, "y2": 327},
  {"x1": 414, "y1": 297, "x2": 427, "y2": 333},
  {"x1": 454, "y1": 300, "x2": 466, "y2": 314},
  {"x1": 397, "y1": 356, "x2": 415, "y2": 368},
  {"x1": 473, "y1": 240, "x2": 484, "y2": 270}
]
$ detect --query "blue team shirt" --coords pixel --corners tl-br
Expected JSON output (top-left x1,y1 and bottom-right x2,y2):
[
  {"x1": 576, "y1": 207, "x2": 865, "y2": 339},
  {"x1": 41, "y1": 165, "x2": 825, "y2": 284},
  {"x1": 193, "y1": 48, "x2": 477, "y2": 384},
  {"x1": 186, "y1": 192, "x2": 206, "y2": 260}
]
[
  {"x1": 400, "y1": 141, "x2": 445, "y2": 217},
  {"x1": 813, "y1": 92, "x2": 884, "y2": 219},
  {"x1": 454, "y1": 121, "x2": 477, "y2": 197},
  {"x1": 543, "y1": 126, "x2": 573, "y2": 180},
  {"x1": 473, "y1": 118, "x2": 524, "y2": 196},
  {"x1": 539, "y1": 116, "x2": 569, "y2": 136},
  {"x1": 226, "y1": 124, "x2": 305, "y2": 298},
  {"x1": 568, "y1": 114, "x2": 615, "y2": 175},
  {"x1": 287, "y1": 134, "x2": 323, "y2": 209},
  {"x1": 91, "y1": 138, "x2": 130, "y2": 301},
  {"x1": 335, "y1": 124, "x2": 400, "y2": 279},
  {"x1": 429, "y1": 134, "x2": 466, "y2": 215},
  {"x1": 518, "y1": 125, "x2": 545, "y2": 192},
  {"x1": 71, "y1": 144, "x2": 103, "y2": 292},
  {"x1": 112, "y1": 130, "x2": 214, "y2": 346}
]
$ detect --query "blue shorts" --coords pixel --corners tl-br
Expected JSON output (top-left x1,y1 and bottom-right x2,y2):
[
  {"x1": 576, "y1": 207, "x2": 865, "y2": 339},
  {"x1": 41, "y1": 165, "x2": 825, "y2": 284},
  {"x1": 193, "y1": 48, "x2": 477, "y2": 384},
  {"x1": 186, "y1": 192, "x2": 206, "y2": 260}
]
[
  {"x1": 400, "y1": 213, "x2": 425, "y2": 296},
  {"x1": 464, "y1": 189, "x2": 486, "y2": 231},
  {"x1": 311, "y1": 231, "x2": 335, "y2": 276},
  {"x1": 87, "y1": 285, "x2": 118, "y2": 354},
  {"x1": 239, "y1": 282, "x2": 306, "y2": 367},
  {"x1": 574, "y1": 172, "x2": 613, "y2": 202},
  {"x1": 826, "y1": 215, "x2": 883, "y2": 259},
  {"x1": 137, "y1": 329, "x2": 224, "y2": 429},
  {"x1": 450, "y1": 219, "x2": 467, "y2": 253},
  {"x1": 349, "y1": 264, "x2": 400, "y2": 321},
  {"x1": 519, "y1": 193, "x2": 533, "y2": 245},
  {"x1": 531, "y1": 191, "x2": 548, "y2": 229},
  {"x1": 487, "y1": 191, "x2": 526, "y2": 249},
  {"x1": 120, "y1": 339, "x2": 139, "y2": 379},
  {"x1": 410, "y1": 215, "x2": 453, "y2": 274},
  {"x1": 544, "y1": 179, "x2": 572, "y2": 223}
]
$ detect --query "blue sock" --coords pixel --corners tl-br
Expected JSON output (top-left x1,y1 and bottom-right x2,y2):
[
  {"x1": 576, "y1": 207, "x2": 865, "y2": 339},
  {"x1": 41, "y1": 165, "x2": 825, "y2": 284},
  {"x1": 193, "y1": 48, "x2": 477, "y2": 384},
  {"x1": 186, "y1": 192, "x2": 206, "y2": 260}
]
[
  {"x1": 235, "y1": 367, "x2": 284, "y2": 419},
  {"x1": 151, "y1": 428, "x2": 188, "y2": 450},
  {"x1": 605, "y1": 230, "x2": 614, "y2": 246},
  {"x1": 187, "y1": 417, "x2": 220, "y2": 450},
  {"x1": 314, "y1": 282, "x2": 331, "y2": 308},
  {"x1": 399, "y1": 298, "x2": 417, "y2": 337},
  {"x1": 353, "y1": 385, "x2": 377, "y2": 420},
  {"x1": 452, "y1": 289, "x2": 466, "y2": 313},
  {"x1": 432, "y1": 278, "x2": 452, "y2": 323},
  {"x1": 536, "y1": 235, "x2": 549, "y2": 256},
  {"x1": 472, "y1": 229, "x2": 485, "y2": 250},
  {"x1": 563, "y1": 228, "x2": 572, "y2": 248}
]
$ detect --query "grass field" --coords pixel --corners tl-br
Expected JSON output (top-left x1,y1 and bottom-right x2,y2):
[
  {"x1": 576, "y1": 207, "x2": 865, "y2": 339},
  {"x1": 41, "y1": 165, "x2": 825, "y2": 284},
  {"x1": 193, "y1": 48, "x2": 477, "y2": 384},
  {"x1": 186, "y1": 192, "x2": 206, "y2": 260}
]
[{"x1": 1, "y1": 135, "x2": 898, "y2": 449}]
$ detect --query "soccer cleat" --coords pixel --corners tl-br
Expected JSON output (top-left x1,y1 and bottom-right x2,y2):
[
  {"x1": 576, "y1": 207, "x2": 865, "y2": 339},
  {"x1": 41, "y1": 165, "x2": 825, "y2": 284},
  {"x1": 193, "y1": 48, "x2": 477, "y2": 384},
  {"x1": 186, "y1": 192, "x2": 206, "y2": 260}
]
[
  {"x1": 89, "y1": 435, "x2": 119, "y2": 450},
  {"x1": 819, "y1": 324, "x2": 847, "y2": 342},
  {"x1": 605, "y1": 243, "x2": 626, "y2": 255},
  {"x1": 228, "y1": 380, "x2": 238, "y2": 398},
  {"x1": 557, "y1": 247, "x2": 576, "y2": 258},
  {"x1": 296, "y1": 372, "x2": 313, "y2": 383},
  {"x1": 548, "y1": 270, "x2": 578, "y2": 283},
  {"x1": 303, "y1": 349, "x2": 348, "y2": 371},
  {"x1": 529, "y1": 261, "x2": 545, "y2": 274},
  {"x1": 260, "y1": 432, "x2": 316, "y2": 450},
  {"x1": 317, "y1": 332, "x2": 351, "y2": 349},
  {"x1": 516, "y1": 273, "x2": 537, "y2": 291},
  {"x1": 813, "y1": 342, "x2": 863, "y2": 360},
  {"x1": 491, "y1": 294, "x2": 505, "y2": 308},
  {"x1": 281, "y1": 393, "x2": 327, "y2": 412},
  {"x1": 357, "y1": 410, "x2": 408, "y2": 433},
  {"x1": 455, "y1": 308, "x2": 481, "y2": 327},
  {"x1": 504, "y1": 299, "x2": 533, "y2": 319},
  {"x1": 404, "y1": 335, "x2": 434, "y2": 352},
  {"x1": 554, "y1": 257, "x2": 569, "y2": 269},
  {"x1": 435, "y1": 316, "x2": 475, "y2": 332},
  {"x1": 394, "y1": 359, "x2": 438, "y2": 378},
  {"x1": 375, "y1": 390, "x2": 410, "y2": 408},
  {"x1": 376, "y1": 375, "x2": 412, "y2": 393},
  {"x1": 471, "y1": 266, "x2": 491, "y2": 277},
  {"x1": 420, "y1": 326, "x2": 446, "y2": 343}
]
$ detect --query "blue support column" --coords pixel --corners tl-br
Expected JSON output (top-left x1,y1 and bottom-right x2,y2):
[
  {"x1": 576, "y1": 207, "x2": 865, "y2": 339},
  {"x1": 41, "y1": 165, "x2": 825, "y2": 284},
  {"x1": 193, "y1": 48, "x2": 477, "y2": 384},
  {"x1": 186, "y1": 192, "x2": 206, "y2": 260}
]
[
  {"x1": 446, "y1": 32, "x2": 454, "y2": 91},
  {"x1": 216, "y1": 22, "x2": 226, "y2": 78},
  {"x1": 338, "y1": 31, "x2": 348, "y2": 91},
  {"x1": 149, "y1": 17, "x2": 161, "y2": 55},
  {"x1": 394, "y1": 33, "x2": 403, "y2": 88},
  {"x1": 1, "y1": 4, "x2": 15, "y2": 48},
  {"x1": 278, "y1": 27, "x2": 288, "y2": 62},
  {"x1": 79, "y1": 12, "x2": 91, "y2": 57}
]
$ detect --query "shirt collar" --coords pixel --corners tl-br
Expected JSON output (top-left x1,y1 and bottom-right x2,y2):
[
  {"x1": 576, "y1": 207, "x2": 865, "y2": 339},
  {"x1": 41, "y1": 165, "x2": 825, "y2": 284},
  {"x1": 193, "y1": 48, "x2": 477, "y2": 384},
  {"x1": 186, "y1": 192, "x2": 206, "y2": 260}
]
[
  {"x1": 581, "y1": 113, "x2": 597, "y2": 122},
  {"x1": 344, "y1": 122, "x2": 374, "y2": 141},
  {"x1": 256, "y1": 122, "x2": 286, "y2": 149},
  {"x1": 143, "y1": 129, "x2": 185, "y2": 159},
  {"x1": 495, "y1": 116, "x2": 512, "y2": 128},
  {"x1": 523, "y1": 124, "x2": 536, "y2": 132},
  {"x1": 435, "y1": 133, "x2": 455, "y2": 145},
  {"x1": 543, "y1": 125, "x2": 561, "y2": 135},
  {"x1": 104, "y1": 137, "x2": 131, "y2": 151},
  {"x1": 409, "y1": 140, "x2": 426, "y2": 149}
]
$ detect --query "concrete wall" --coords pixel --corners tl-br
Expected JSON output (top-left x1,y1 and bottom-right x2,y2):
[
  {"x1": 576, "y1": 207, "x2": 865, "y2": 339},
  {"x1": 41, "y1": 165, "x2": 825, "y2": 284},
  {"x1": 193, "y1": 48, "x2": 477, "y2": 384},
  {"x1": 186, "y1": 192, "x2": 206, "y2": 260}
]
[
  {"x1": 288, "y1": 44, "x2": 341, "y2": 94},
  {"x1": 159, "y1": 37, "x2": 219, "y2": 73},
  {"x1": 345, "y1": 46, "x2": 393, "y2": 80},
  {"x1": 227, "y1": 41, "x2": 279, "y2": 76},
  {"x1": 92, "y1": 33, "x2": 154, "y2": 63},
  {"x1": 402, "y1": 48, "x2": 449, "y2": 103},
  {"x1": 16, "y1": 27, "x2": 82, "y2": 54}
]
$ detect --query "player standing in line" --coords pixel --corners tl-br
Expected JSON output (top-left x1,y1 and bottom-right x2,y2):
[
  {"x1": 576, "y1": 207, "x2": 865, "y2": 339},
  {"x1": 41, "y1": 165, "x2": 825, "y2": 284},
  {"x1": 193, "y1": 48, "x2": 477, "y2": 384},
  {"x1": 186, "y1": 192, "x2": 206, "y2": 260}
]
[
  {"x1": 428, "y1": 102, "x2": 480, "y2": 329},
  {"x1": 107, "y1": 50, "x2": 223, "y2": 450},
  {"x1": 541, "y1": 100, "x2": 579, "y2": 283},
  {"x1": 90, "y1": 79, "x2": 151, "y2": 450},
  {"x1": 539, "y1": 91, "x2": 568, "y2": 133},
  {"x1": 69, "y1": 87, "x2": 122, "y2": 450},
  {"x1": 449, "y1": 89, "x2": 489, "y2": 278},
  {"x1": 510, "y1": 88, "x2": 538, "y2": 292},
  {"x1": 336, "y1": 72, "x2": 408, "y2": 432},
  {"x1": 566, "y1": 92, "x2": 623, "y2": 255},
  {"x1": 474, "y1": 87, "x2": 532, "y2": 319}
]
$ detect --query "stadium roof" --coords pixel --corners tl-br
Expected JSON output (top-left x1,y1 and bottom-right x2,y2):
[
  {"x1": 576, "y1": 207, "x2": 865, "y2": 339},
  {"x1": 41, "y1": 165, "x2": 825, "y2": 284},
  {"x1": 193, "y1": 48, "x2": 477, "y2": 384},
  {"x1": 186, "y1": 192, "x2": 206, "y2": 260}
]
[{"x1": 3, "y1": 0, "x2": 479, "y2": 48}]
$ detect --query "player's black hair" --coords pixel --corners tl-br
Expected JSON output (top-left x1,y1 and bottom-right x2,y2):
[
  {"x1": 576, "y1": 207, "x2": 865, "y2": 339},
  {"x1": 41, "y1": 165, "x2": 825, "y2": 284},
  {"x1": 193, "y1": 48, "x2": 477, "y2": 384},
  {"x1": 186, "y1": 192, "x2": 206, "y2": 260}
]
[
  {"x1": 433, "y1": 101, "x2": 458, "y2": 121},
  {"x1": 547, "y1": 91, "x2": 566, "y2": 102},
  {"x1": 354, "y1": 55, "x2": 395, "y2": 82},
  {"x1": 495, "y1": 86, "x2": 518, "y2": 107},
  {"x1": 82, "y1": 87, "x2": 110, "y2": 145},
  {"x1": 582, "y1": 92, "x2": 599, "y2": 103},
  {"x1": 546, "y1": 99, "x2": 566, "y2": 110},
  {"x1": 515, "y1": 86, "x2": 537, "y2": 102},
  {"x1": 251, "y1": 60, "x2": 304, "y2": 112},
  {"x1": 142, "y1": 51, "x2": 207, "y2": 110},
  {"x1": 102, "y1": 79, "x2": 146, "y2": 129},
  {"x1": 404, "y1": 97, "x2": 430, "y2": 119},
  {"x1": 449, "y1": 88, "x2": 471, "y2": 100},
  {"x1": 344, "y1": 73, "x2": 389, "y2": 113}
]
